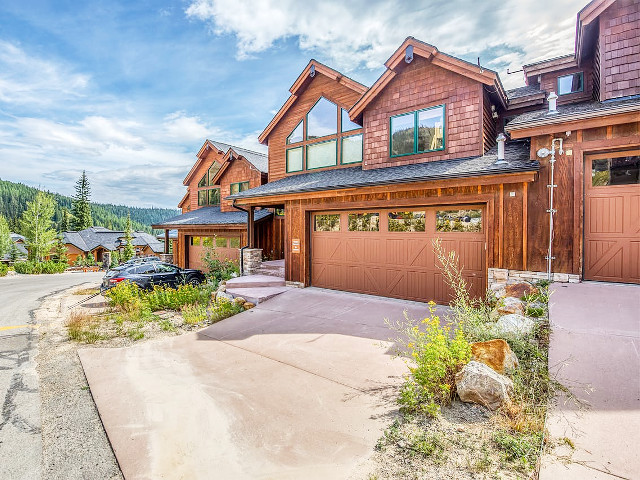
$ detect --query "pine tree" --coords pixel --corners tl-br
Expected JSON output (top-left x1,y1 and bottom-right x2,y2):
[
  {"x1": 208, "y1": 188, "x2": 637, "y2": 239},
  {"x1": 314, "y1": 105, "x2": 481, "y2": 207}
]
[
  {"x1": 59, "y1": 207, "x2": 72, "y2": 232},
  {"x1": 9, "y1": 243, "x2": 21, "y2": 262},
  {"x1": 0, "y1": 214, "x2": 11, "y2": 259},
  {"x1": 51, "y1": 237, "x2": 68, "y2": 264},
  {"x1": 19, "y1": 192, "x2": 57, "y2": 261},
  {"x1": 71, "y1": 171, "x2": 92, "y2": 230},
  {"x1": 122, "y1": 213, "x2": 135, "y2": 261}
]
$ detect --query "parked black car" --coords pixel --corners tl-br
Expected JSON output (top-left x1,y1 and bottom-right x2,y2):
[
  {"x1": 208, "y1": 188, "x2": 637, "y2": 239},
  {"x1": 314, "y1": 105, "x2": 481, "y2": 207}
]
[
  {"x1": 101, "y1": 262, "x2": 206, "y2": 291},
  {"x1": 122, "y1": 256, "x2": 161, "y2": 266}
]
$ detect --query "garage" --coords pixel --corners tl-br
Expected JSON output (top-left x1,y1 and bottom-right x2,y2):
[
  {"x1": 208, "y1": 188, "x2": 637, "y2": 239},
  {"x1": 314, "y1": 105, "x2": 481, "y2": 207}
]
[
  {"x1": 188, "y1": 235, "x2": 241, "y2": 271},
  {"x1": 310, "y1": 206, "x2": 486, "y2": 303},
  {"x1": 584, "y1": 150, "x2": 640, "y2": 283}
]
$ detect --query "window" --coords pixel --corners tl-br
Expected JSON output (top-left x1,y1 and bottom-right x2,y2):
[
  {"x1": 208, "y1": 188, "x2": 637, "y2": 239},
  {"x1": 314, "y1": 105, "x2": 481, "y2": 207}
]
[
  {"x1": 348, "y1": 213, "x2": 379, "y2": 232},
  {"x1": 198, "y1": 174, "x2": 207, "y2": 188},
  {"x1": 436, "y1": 209, "x2": 482, "y2": 232},
  {"x1": 208, "y1": 188, "x2": 220, "y2": 206},
  {"x1": 287, "y1": 121, "x2": 303, "y2": 144},
  {"x1": 286, "y1": 147, "x2": 303, "y2": 173},
  {"x1": 229, "y1": 237, "x2": 240, "y2": 248},
  {"x1": 341, "y1": 134, "x2": 363, "y2": 164},
  {"x1": 558, "y1": 72, "x2": 583, "y2": 95},
  {"x1": 388, "y1": 211, "x2": 425, "y2": 232},
  {"x1": 275, "y1": 208, "x2": 285, "y2": 216},
  {"x1": 592, "y1": 156, "x2": 640, "y2": 186},
  {"x1": 133, "y1": 264, "x2": 155, "y2": 274},
  {"x1": 198, "y1": 190, "x2": 207, "y2": 206},
  {"x1": 390, "y1": 105, "x2": 445, "y2": 157},
  {"x1": 341, "y1": 108, "x2": 359, "y2": 132},
  {"x1": 203, "y1": 237, "x2": 213, "y2": 247},
  {"x1": 215, "y1": 237, "x2": 227, "y2": 248},
  {"x1": 230, "y1": 181, "x2": 250, "y2": 195},
  {"x1": 314, "y1": 214, "x2": 340, "y2": 231},
  {"x1": 190, "y1": 236, "x2": 201, "y2": 246},
  {"x1": 198, "y1": 162, "x2": 221, "y2": 187},
  {"x1": 307, "y1": 97, "x2": 337, "y2": 139},
  {"x1": 306, "y1": 140, "x2": 337, "y2": 169},
  {"x1": 155, "y1": 264, "x2": 177, "y2": 273}
]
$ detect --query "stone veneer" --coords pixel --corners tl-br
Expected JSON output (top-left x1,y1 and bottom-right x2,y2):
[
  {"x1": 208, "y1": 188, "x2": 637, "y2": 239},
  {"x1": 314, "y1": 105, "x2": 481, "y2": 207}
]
[
  {"x1": 488, "y1": 268, "x2": 580, "y2": 286},
  {"x1": 242, "y1": 248, "x2": 263, "y2": 275}
]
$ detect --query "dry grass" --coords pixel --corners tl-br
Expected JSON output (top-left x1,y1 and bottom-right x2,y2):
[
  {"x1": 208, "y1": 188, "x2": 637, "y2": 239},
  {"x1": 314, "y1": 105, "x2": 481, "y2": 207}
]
[
  {"x1": 66, "y1": 310, "x2": 103, "y2": 343},
  {"x1": 73, "y1": 288, "x2": 100, "y2": 296}
]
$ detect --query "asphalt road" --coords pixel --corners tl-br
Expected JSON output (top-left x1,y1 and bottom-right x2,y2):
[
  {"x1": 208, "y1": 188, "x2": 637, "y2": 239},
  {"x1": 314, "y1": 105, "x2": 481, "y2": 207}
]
[{"x1": 0, "y1": 271, "x2": 103, "y2": 480}]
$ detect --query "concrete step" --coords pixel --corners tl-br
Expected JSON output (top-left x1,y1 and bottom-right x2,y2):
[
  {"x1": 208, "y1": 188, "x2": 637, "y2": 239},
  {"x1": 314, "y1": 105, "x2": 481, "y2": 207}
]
[
  {"x1": 225, "y1": 275, "x2": 286, "y2": 288},
  {"x1": 225, "y1": 286, "x2": 292, "y2": 304}
]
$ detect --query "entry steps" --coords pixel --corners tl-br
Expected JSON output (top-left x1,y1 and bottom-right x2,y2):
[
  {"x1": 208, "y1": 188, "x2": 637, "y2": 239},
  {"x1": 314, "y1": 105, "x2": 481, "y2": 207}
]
[{"x1": 225, "y1": 275, "x2": 291, "y2": 305}]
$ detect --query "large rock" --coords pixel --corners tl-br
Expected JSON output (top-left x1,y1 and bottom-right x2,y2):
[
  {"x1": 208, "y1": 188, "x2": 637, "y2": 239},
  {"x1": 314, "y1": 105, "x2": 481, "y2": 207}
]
[
  {"x1": 471, "y1": 339, "x2": 519, "y2": 374},
  {"x1": 496, "y1": 296, "x2": 525, "y2": 316},
  {"x1": 495, "y1": 314, "x2": 535, "y2": 336},
  {"x1": 489, "y1": 282, "x2": 507, "y2": 299},
  {"x1": 505, "y1": 282, "x2": 539, "y2": 299},
  {"x1": 456, "y1": 361, "x2": 513, "y2": 411}
]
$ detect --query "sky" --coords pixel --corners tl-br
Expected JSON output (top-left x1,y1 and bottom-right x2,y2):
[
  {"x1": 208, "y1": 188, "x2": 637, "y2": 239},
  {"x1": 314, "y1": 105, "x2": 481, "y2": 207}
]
[{"x1": 0, "y1": 0, "x2": 586, "y2": 209}]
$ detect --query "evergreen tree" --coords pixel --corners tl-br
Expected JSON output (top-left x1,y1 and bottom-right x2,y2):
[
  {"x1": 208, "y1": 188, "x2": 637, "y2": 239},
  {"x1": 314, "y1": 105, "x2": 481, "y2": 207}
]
[
  {"x1": 59, "y1": 207, "x2": 72, "y2": 232},
  {"x1": 9, "y1": 243, "x2": 21, "y2": 262},
  {"x1": 19, "y1": 192, "x2": 57, "y2": 261},
  {"x1": 0, "y1": 214, "x2": 11, "y2": 259},
  {"x1": 122, "y1": 213, "x2": 135, "y2": 261},
  {"x1": 71, "y1": 171, "x2": 92, "y2": 230},
  {"x1": 51, "y1": 237, "x2": 68, "y2": 264}
]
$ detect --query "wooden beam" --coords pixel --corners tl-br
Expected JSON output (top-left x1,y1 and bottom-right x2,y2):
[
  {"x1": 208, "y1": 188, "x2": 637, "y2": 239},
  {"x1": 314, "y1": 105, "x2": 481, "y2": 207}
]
[
  {"x1": 164, "y1": 229, "x2": 169, "y2": 254},
  {"x1": 248, "y1": 206, "x2": 255, "y2": 248},
  {"x1": 508, "y1": 111, "x2": 640, "y2": 139},
  {"x1": 522, "y1": 182, "x2": 528, "y2": 271},
  {"x1": 499, "y1": 184, "x2": 504, "y2": 269}
]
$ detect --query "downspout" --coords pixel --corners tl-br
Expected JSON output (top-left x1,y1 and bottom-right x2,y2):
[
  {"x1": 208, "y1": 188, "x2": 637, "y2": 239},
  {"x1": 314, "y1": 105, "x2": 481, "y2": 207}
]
[{"x1": 232, "y1": 200, "x2": 250, "y2": 276}]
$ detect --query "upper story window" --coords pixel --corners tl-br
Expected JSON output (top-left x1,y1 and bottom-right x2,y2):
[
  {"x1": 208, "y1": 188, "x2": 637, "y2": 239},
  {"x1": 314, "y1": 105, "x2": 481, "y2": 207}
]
[
  {"x1": 230, "y1": 181, "x2": 250, "y2": 195},
  {"x1": 198, "y1": 162, "x2": 222, "y2": 187},
  {"x1": 390, "y1": 105, "x2": 445, "y2": 157},
  {"x1": 285, "y1": 97, "x2": 363, "y2": 173},
  {"x1": 198, "y1": 188, "x2": 220, "y2": 207},
  {"x1": 557, "y1": 72, "x2": 583, "y2": 95}
]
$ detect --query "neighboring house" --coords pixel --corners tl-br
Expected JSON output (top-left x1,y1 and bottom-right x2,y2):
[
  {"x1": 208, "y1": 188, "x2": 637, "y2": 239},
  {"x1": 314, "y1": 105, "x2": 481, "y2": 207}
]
[
  {"x1": 1, "y1": 233, "x2": 28, "y2": 263},
  {"x1": 153, "y1": 140, "x2": 284, "y2": 271},
  {"x1": 223, "y1": 0, "x2": 639, "y2": 303},
  {"x1": 62, "y1": 227, "x2": 164, "y2": 264},
  {"x1": 156, "y1": 229, "x2": 177, "y2": 254}
]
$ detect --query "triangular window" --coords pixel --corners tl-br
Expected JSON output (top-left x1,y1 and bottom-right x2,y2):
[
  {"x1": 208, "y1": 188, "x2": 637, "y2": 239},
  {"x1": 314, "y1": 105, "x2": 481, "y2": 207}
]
[
  {"x1": 341, "y1": 108, "x2": 360, "y2": 132},
  {"x1": 287, "y1": 121, "x2": 303, "y2": 144},
  {"x1": 307, "y1": 97, "x2": 337, "y2": 140},
  {"x1": 198, "y1": 173, "x2": 207, "y2": 187},
  {"x1": 207, "y1": 162, "x2": 221, "y2": 185}
]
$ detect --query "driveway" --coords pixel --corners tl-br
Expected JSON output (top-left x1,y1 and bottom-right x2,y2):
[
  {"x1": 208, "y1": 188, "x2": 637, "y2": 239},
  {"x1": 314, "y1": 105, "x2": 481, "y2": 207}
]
[
  {"x1": 79, "y1": 287, "x2": 436, "y2": 479},
  {"x1": 0, "y1": 271, "x2": 104, "y2": 480},
  {"x1": 541, "y1": 281, "x2": 640, "y2": 480}
]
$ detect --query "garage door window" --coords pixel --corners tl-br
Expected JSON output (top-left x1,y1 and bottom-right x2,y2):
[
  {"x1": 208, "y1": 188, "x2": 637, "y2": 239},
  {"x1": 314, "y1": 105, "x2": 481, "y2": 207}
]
[
  {"x1": 229, "y1": 237, "x2": 240, "y2": 248},
  {"x1": 592, "y1": 156, "x2": 640, "y2": 186},
  {"x1": 436, "y1": 209, "x2": 482, "y2": 232},
  {"x1": 348, "y1": 213, "x2": 379, "y2": 231},
  {"x1": 215, "y1": 237, "x2": 227, "y2": 248},
  {"x1": 190, "y1": 236, "x2": 201, "y2": 246},
  {"x1": 314, "y1": 214, "x2": 340, "y2": 232},
  {"x1": 388, "y1": 211, "x2": 425, "y2": 232},
  {"x1": 203, "y1": 237, "x2": 213, "y2": 247}
]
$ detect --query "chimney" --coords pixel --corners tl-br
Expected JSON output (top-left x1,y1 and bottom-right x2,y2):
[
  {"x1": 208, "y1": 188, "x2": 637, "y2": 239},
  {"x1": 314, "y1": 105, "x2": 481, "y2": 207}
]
[
  {"x1": 495, "y1": 133, "x2": 507, "y2": 164},
  {"x1": 548, "y1": 92, "x2": 558, "y2": 113}
]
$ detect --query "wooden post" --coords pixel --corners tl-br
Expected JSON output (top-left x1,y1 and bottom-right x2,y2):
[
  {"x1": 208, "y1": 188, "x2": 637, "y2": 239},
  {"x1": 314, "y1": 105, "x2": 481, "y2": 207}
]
[
  {"x1": 164, "y1": 229, "x2": 169, "y2": 254},
  {"x1": 248, "y1": 207, "x2": 255, "y2": 248}
]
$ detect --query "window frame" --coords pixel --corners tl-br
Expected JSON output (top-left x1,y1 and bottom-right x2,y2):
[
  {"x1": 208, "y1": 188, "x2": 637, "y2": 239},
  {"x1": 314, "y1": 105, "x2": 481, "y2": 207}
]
[
  {"x1": 305, "y1": 97, "x2": 338, "y2": 141},
  {"x1": 340, "y1": 133, "x2": 363, "y2": 165},
  {"x1": 287, "y1": 120, "x2": 304, "y2": 145},
  {"x1": 286, "y1": 146, "x2": 304, "y2": 173},
  {"x1": 389, "y1": 104, "x2": 446, "y2": 158},
  {"x1": 229, "y1": 181, "x2": 250, "y2": 195},
  {"x1": 557, "y1": 71, "x2": 584, "y2": 96},
  {"x1": 306, "y1": 138, "x2": 338, "y2": 170}
]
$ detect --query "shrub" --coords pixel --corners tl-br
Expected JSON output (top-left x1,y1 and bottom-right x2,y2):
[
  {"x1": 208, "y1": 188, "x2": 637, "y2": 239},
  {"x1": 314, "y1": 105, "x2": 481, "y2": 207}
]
[
  {"x1": 104, "y1": 280, "x2": 141, "y2": 309},
  {"x1": 210, "y1": 297, "x2": 244, "y2": 322},
  {"x1": 392, "y1": 303, "x2": 471, "y2": 416},
  {"x1": 67, "y1": 311, "x2": 102, "y2": 343},
  {"x1": 0, "y1": 263, "x2": 7, "y2": 277},
  {"x1": 202, "y1": 247, "x2": 239, "y2": 286},
  {"x1": 14, "y1": 260, "x2": 67, "y2": 274},
  {"x1": 181, "y1": 303, "x2": 208, "y2": 325},
  {"x1": 144, "y1": 284, "x2": 212, "y2": 311}
]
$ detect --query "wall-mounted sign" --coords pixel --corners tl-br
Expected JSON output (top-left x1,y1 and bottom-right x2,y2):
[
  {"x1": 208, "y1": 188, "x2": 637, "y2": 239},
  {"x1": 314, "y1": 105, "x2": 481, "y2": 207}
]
[{"x1": 292, "y1": 238, "x2": 300, "y2": 253}]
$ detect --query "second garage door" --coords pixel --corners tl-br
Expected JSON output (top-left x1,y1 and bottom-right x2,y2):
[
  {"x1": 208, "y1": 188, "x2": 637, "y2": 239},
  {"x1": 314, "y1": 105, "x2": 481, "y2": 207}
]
[{"x1": 311, "y1": 206, "x2": 485, "y2": 304}]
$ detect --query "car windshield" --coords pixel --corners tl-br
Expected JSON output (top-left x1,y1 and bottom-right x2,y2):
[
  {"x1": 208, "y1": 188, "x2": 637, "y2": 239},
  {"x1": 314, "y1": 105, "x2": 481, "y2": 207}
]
[
  {"x1": 155, "y1": 264, "x2": 177, "y2": 273},
  {"x1": 132, "y1": 264, "x2": 156, "y2": 274}
]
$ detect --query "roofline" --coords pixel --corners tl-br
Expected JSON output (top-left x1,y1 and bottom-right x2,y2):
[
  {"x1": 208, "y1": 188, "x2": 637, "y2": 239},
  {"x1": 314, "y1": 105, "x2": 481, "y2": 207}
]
[
  {"x1": 576, "y1": 0, "x2": 616, "y2": 64},
  {"x1": 227, "y1": 164, "x2": 539, "y2": 201},
  {"x1": 177, "y1": 191, "x2": 189, "y2": 208},
  {"x1": 151, "y1": 222, "x2": 248, "y2": 229},
  {"x1": 505, "y1": 101, "x2": 640, "y2": 133}
]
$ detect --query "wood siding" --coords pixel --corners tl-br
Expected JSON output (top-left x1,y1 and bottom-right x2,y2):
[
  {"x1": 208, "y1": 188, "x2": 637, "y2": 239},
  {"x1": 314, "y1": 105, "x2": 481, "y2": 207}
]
[
  {"x1": 362, "y1": 56, "x2": 484, "y2": 169},
  {"x1": 218, "y1": 158, "x2": 265, "y2": 212},
  {"x1": 185, "y1": 148, "x2": 225, "y2": 211},
  {"x1": 482, "y1": 89, "x2": 497, "y2": 153},
  {"x1": 539, "y1": 63, "x2": 595, "y2": 106},
  {"x1": 267, "y1": 73, "x2": 364, "y2": 182}
]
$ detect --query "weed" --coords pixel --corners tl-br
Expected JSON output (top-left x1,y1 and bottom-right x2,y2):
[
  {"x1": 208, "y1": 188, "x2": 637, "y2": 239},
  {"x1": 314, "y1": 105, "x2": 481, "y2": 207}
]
[
  {"x1": 127, "y1": 328, "x2": 144, "y2": 341},
  {"x1": 73, "y1": 288, "x2": 99, "y2": 296},
  {"x1": 492, "y1": 429, "x2": 542, "y2": 471},
  {"x1": 181, "y1": 303, "x2": 208, "y2": 325},
  {"x1": 67, "y1": 311, "x2": 102, "y2": 343},
  {"x1": 209, "y1": 297, "x2": 244, "y2": 322},
  {"x1": 158, "y1": 319, "x2": 176, "y2": 332},
  {"x1": 409, "y1": 432, "x2": 446, "y2": 458}
]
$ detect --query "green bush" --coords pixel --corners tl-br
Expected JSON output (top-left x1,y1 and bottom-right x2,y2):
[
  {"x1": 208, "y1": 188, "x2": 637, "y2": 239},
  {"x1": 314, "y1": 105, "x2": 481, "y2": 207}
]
[
  {"x1": 104, "y1": 280, "x2": 214, "y2": 312},
  {"x1": 181, "y1": 303, "x2": 208, "y2": 325},
  {"x1": 0, "y1": 263, "x2": 7, "y2": 277},
  {"x1": 202, "y1": 247, "x2": 239, "y2": 286},
  {"x1": 14, "y1": 260, "x2": 67, "y2": 274},
  {"x1": 393, "y1": 303, "x2": 471, "y2": 416},
  {"x1": 209, "y1": 296, "x2": 244, "y2": 322}
]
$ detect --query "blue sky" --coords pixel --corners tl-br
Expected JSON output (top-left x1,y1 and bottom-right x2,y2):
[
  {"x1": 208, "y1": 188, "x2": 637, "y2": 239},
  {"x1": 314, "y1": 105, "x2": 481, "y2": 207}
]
[{"x1": 0, "y1": 0, "x2": 585, "y2": 209}]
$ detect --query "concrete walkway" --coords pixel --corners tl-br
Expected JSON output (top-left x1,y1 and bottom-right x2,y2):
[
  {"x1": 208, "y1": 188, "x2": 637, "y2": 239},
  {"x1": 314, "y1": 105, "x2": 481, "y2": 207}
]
[
  {"x1": 541, "y1": 282, "x2": 640, "y2": 480},
  {"x1": 79, "y1": 288, "x2": 438, "y2": 479}
]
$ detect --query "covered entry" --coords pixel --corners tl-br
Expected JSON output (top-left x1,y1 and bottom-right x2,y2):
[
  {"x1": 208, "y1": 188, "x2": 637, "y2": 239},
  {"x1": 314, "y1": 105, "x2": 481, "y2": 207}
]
[
  {"x1": 310, "y1": 206, "x2": 486, "y2": 303},
  {"x1": 584, "y1": 150, "x2": 640, "y2": 283}
]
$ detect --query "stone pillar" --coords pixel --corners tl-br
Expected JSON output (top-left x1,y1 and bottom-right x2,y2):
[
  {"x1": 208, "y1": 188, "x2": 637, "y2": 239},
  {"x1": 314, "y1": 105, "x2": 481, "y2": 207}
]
[{"x1": 242, "y1": 248, "x2": 263, "y2": 275}]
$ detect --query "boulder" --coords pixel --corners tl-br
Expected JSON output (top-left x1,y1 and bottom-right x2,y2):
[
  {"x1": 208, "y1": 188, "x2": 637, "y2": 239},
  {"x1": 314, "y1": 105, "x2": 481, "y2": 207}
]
[
  {"x1": 216, "y1": 291, "x2": 234, "y2": 302},
  {"x1": 243, "y1": 302, "x2": 255, "y2": 310},
  {"x1": 489, "y1": 282, "x2": 507, "y2": 298},
  {"x1": 217, "y1": 285, "x2": 226, "y2": 292},
  {"x1": 456, "y1": 361, "x2": 513, "y2": 411},
  {"x1": 495, "y1": 314, "x2": 535, "y2": 336},
  {"x1": 471, "y1": 339, "x2": 519, "y2": 374},
  {"x1": 233, "y1": 297, "x2": 246, "y2": 305},
  {"x1": 505, "y1": 282, "x2": 539, "y2": 299},
  {"x1": 496, "y1": 296, "x2": 525, "y2": 316}
]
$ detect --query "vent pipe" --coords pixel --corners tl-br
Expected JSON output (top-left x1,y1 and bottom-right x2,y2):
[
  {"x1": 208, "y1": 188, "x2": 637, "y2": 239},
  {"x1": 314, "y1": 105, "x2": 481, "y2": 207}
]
[
  {"x1": 547, "y1": 92, "x2": 558, "y2": 113},
  {"x1": 494, "y1": 133, "x2": 507, "y2": 165}
]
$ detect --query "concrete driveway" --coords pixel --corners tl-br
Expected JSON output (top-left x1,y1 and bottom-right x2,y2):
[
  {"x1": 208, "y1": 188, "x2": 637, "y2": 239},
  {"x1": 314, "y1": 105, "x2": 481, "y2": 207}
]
[{"x1": 79, "y1": 287, "x2": 435, "y2": 480}]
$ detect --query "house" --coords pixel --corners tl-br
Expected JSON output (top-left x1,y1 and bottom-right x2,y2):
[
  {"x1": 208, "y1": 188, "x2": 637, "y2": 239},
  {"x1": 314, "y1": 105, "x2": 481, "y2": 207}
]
[
  {"x1": 153, "y1": 140, "x2": 285, "y2": 271},
  {"x1": 62, "y1": 227, "x2": 164, "y2": 264},
  {"x1": 1, "y1": 233, "x2": 28, "y2": 263},
  {"x1": 223, "y1": 0, "x2": 639, "y2": 303}
]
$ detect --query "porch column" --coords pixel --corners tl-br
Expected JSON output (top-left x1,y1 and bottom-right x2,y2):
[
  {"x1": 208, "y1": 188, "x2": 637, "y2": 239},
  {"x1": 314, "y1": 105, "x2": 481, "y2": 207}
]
[
  {"x1": 164, "y1": 229, "x2": 169, "y2": 254},
  {"x1": 248, "y1": 206, "x2": 255, "y2": 248}
]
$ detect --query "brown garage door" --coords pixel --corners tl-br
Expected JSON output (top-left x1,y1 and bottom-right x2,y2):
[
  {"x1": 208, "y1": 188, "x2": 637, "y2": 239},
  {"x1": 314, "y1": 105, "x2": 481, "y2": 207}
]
[
  {"x1": 584, "y1": 151, "x2": 640, "y2": 283},
  {"x1": 188, "y1": 235, "x2": 241, "y2": 271},
  {"x1": 311, "y1": 206, "x2": 486, "y2": 303}
]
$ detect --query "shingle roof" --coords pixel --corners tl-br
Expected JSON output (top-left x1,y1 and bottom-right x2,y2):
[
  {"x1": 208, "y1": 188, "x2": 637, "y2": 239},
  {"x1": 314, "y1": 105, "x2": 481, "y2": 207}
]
[
  {"x1": 2, "y1": 233, "x2": 28, "y2": 261},
  {"x1": 506, "y1": 96, "x2": 640, "y2": 130},
  {"x1": 228, "y1": 142, "x2": 538, "y2": 200},
  {"x1": 209, "y1": 140, "x2": 269, "y2": 173},
  {"x1": 506, "y1": 85, "x2": 544, "y2": 100},
  {"x1": 62, "y1": 227, "x2": 165, "y2": 253},
  {"x1": 153, "y1": 206, "x2": 272, "y2": 227}
]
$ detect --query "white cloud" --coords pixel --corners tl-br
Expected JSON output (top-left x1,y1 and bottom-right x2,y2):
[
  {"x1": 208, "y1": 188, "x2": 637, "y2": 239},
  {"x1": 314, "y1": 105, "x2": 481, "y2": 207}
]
[{"x1": 186, "y1": 0, "x2": 586, "y2": 89}]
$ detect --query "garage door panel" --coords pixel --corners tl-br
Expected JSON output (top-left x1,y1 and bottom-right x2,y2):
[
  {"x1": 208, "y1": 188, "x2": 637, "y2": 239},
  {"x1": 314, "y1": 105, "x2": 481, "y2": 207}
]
[
  {"x1": 588, "y1": 196, "x2": 623, "y2": 234},
  {"x1": 312, "y1": 236, "x2": 345, "y2": 262},
  {"x1": 629, "y1": 242, "x2": 640, "y2": 281},
  {"x1": 458, "y1": 240, "x2": 485, "y2": 272}
]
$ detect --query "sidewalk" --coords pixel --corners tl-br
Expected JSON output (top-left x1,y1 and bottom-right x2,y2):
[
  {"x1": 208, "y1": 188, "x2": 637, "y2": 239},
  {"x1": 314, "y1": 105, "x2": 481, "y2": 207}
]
[{"x1": 541, "y1": 282, "x2": 640, "y2": 480}]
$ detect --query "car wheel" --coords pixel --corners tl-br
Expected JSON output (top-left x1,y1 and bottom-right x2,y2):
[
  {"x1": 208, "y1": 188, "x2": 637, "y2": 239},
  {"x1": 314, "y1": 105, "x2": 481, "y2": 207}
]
[{"x1": 186, "y1": 275, "x2": 200, "y2": 286}]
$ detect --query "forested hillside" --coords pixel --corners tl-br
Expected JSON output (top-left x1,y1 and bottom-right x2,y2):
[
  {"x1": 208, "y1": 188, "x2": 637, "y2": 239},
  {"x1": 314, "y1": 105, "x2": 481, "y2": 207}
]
[{"x1": 0, "y1": 178, "x2": 178, "y2": 233}]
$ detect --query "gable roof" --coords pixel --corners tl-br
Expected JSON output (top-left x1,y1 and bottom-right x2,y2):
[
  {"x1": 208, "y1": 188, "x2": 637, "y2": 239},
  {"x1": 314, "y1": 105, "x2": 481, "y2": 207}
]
[
  {"x1": 177, "y1": 191, "x2": 190, "y2": 209},
  {"x1": 152, "y1": 206, "x2": 272, "y2": 228},
  {"x1": 576, "y1": 0, "x2": 617, "y2": 65},
  {"x1": 349, "y1": 37, "x2": 508, "y2": 122},
  {"x1": 62, "y1": 227, "x2": 165, "y2": 254},
  {"x1": 183, "y1": 139, "x2": 268, "y2": 185},
  {"x1": 258, "y1": 59, "x2": 368, "y2": 144}
]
